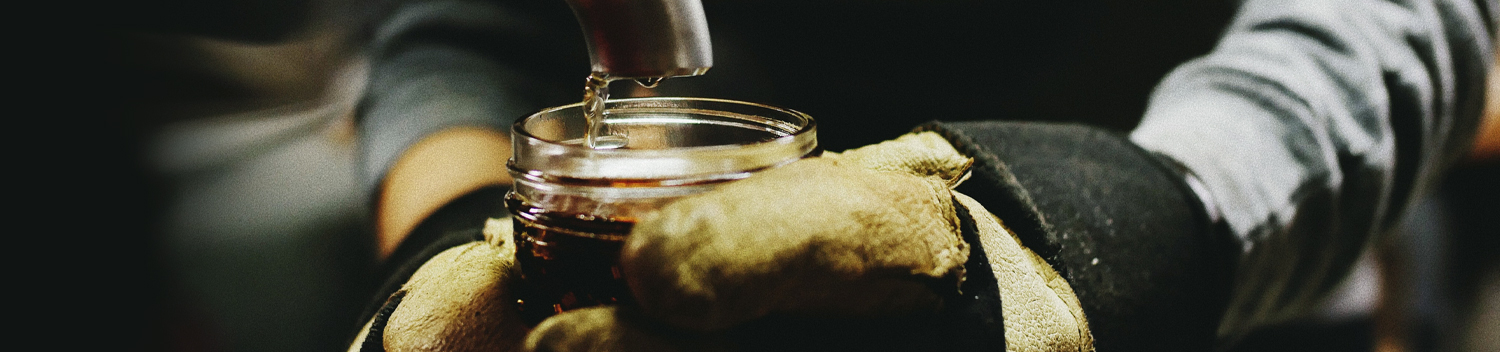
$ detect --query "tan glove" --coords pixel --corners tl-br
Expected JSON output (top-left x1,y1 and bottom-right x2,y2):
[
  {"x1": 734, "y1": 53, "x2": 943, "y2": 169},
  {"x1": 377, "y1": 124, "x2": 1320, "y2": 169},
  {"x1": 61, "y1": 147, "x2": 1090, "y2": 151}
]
[
  {"x1": 350, "y1": 132, "x2": 1093, "y2": 352},
  {"x1": 347, "y1": 219, "x2": 530, "y2": 352},
  {"x1": 837, "y1": 132, "x2": 1094, "y2": 350},
  {"x1": 527, "y1": 132, "x2": 1094, "y2": 351}
]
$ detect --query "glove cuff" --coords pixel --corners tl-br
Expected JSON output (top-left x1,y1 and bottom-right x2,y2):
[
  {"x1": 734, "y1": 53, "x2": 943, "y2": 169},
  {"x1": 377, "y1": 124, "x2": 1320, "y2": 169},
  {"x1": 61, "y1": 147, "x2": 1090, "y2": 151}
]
[
  {"x1": 915, "y1": 120, "x2": 1240, "y2": 350},
  {"x1": 913, "y1": 122, "x2": 1062, "y2": 274}
]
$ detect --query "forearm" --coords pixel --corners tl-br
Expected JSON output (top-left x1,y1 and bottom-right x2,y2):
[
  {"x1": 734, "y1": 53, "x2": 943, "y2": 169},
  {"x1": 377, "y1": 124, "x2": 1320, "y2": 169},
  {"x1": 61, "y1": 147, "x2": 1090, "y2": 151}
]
[
  {"x1": 917, "y1": 121, "x2": 1237, "y2": 351},
  {"x1": 360, "y1": 39, "x2": 525, "y2": 258},
  {"x1": 1129, "y1": 0, "x2": 1494, "y2": 339},
  {"x1": 377, "y1": 128, "x2": 511, "y2": 258},
  {"x1": 359, "y1": 0, "x2": 584, "y2": 257}
]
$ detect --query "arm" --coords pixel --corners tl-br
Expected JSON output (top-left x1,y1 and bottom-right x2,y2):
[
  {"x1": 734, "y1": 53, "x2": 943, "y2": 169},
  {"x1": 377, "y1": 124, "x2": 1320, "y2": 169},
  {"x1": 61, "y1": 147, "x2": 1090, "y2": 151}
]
[
  {"x1": 1129, "y1": 0, "x2": 1495, "y2": 340},
  {"x1": 376, "y1": 128, "x2": 510, "y2": 258},
  {"x1": 358, "y1": 0, "x2": 586, "y2": 259},
  {"x1": 907, "y1": 0, "x2": 1493, "y2": 348}
]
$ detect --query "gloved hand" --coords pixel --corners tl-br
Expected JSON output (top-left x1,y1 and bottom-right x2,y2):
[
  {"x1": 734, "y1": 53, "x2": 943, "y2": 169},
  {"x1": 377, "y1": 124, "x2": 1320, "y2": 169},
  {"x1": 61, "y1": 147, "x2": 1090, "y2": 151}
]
[
  {"x1": 348, "y1": 218, "x2": 530, "y2": 352},
  {"x1": 523, "y1": 131, "x2": 1094, "y2": 351},
  {"x1": 526, "y1": 121, "x2": 1244, "y2": 351},
  {"x1": 351, "y1": 122, "x2": 1239, "y2": 352}
]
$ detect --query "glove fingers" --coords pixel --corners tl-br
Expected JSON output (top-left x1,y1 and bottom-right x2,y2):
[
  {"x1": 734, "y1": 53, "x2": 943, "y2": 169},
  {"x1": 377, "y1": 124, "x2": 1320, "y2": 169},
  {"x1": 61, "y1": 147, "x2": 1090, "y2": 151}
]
[
  {"x1": 522, "y1": 306, "x2": 730, "y2": 352},
  {"x1": 621, "y1": 158, "x2": 969, "y2": 331},
  {"x1": 521, "y1": 306, "x2": 957, "y2": 352},
  {"x1": 954, "y1": 193, "x2": 1094, "y2": 352},
  {"x1": 823, "y1": 131, "x2": 973, "y2": 187},
  {"x1": 379, "y1": 219, "x2": 530, "y2": 352}
]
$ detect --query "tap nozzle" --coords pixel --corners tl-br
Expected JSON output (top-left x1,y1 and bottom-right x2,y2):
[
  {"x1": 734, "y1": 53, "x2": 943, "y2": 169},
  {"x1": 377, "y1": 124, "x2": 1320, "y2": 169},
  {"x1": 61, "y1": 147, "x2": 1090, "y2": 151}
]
[{"x1": 564, "y1": 0, "x2": 713, "y2": 79}]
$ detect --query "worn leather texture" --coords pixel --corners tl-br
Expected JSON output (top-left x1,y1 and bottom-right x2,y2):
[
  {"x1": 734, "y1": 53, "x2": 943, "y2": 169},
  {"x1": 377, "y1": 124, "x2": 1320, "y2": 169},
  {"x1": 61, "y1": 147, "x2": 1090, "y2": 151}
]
[
  {"x1": 352, "y1": 131, "x2": 1100, "y2": 352},
  {"x1": 920, "y1": 121, "x2": 1238, "y2": 351}
]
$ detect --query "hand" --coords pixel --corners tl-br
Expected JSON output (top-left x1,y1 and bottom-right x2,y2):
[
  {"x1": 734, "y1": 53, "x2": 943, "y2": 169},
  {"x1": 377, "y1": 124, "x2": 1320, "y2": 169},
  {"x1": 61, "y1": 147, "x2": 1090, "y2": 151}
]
[
  {"x1": 622, "y1": 156, "x2": 969, "y2": 329},
  {"x1": 354, "y1": 129, "x2": 1182, "y2": 352},
  {"x1": 349, "y1": 219, "x2": 530, "y2": 352},
  {"x1": 525, "y1": 132, "x2": 1095, "y2": 351}
]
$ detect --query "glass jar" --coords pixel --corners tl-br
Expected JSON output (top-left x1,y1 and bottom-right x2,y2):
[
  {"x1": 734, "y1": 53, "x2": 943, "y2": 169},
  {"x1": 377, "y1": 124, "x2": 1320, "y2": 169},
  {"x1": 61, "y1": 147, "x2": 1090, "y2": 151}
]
[{"x1": 506, "y1": 97, "x2": 817, "y2": 323}]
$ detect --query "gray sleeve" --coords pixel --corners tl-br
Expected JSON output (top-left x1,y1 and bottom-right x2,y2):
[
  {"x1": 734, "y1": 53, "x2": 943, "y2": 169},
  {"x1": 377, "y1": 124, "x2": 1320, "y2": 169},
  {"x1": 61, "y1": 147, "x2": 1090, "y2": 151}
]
[
  {"x1": 1128, "y1": 0, "x2": 1494, "y2": 339},
  {"x1": 357, "y1": 0, "x2": 583, "y2": 195}
]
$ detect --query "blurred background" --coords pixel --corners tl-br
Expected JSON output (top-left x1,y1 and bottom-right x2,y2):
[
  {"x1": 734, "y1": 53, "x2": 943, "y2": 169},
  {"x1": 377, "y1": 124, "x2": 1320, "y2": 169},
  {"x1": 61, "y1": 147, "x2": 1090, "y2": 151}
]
[{"x1": 105, "y1": 0, "x2": 1497, "y2": 351}]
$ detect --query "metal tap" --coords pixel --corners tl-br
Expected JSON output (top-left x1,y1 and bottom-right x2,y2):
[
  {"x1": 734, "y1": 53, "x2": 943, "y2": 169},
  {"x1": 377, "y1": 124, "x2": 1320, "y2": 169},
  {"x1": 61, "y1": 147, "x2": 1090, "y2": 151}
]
[{"x1": 563, "y1": 0, "x2": 712, "y2": 80}]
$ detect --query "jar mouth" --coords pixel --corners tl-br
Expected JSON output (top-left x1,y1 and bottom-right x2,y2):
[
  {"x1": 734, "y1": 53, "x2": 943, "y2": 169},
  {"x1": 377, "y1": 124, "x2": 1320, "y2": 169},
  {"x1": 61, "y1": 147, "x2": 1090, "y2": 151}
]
[{"x1": 509, "y1": 97, "x2": 818, "y2": 181}]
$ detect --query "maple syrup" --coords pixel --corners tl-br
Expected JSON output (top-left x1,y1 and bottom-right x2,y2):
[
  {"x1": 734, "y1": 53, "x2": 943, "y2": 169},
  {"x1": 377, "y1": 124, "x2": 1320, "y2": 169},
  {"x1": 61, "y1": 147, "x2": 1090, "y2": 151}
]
[
  {"x1": 506, "y1": 97, "x2": 817, "y2": 324},
  {"x1": 506, "y1": 192, "x2": 635, "y2": 324}
]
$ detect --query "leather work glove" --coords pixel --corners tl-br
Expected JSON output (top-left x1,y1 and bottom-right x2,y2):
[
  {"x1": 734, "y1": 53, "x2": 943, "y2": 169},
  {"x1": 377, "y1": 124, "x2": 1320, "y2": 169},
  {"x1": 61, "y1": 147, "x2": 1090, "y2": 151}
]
[
  {"x1": 525, "y1": 122, "x2": 1242, "y2": 351},
  {"x1": 347, "y1": 217, "x2": 530, "y2": 352},
  {"x1": 523, "y1": 131, "x2": 1094, "y2": 351},
  {"x1": 350, "y1": 122, "x2": 1238, "y2": 352}
]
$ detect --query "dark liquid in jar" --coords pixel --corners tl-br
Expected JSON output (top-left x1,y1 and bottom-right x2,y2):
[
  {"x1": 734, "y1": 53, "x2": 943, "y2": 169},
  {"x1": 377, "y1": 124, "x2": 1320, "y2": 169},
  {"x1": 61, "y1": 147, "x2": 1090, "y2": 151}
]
[{"x1": 506, "y1": 192, "x2": 635, "y2": 325}]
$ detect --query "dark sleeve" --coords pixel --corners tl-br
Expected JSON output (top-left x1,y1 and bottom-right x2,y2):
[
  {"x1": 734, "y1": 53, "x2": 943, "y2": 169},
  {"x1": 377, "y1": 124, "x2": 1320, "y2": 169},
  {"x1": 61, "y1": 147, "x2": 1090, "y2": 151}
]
[
  {"x1": 917, "y1": 121, "x2": 1239, "y2": 351},
  {"x1": 1128, "y1": 0, "x2": 1495, "y2": 340},
  {"x1": 356, "y1": 0, "x2": 586, "y2": 195}
]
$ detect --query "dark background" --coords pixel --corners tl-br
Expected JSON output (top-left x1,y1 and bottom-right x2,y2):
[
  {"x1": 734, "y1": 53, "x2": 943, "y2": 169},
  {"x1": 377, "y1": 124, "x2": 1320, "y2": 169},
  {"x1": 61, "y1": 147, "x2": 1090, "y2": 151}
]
[{"x1": 103, "y1": 0, "x2": 1497, "y2": 351}]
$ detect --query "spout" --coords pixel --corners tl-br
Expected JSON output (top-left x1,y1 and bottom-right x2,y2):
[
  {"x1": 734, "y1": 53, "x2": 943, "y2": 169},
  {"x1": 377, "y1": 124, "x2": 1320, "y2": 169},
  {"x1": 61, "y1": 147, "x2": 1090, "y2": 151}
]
[{"x1": 564, "y1": 0, "x2": 712, "y2": 79}]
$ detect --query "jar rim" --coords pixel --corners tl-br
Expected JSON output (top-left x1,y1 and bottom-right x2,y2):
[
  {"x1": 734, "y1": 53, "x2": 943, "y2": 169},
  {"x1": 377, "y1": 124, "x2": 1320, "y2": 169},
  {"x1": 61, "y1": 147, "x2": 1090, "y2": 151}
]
[{"x1": 509, "y1": 97, "x2": 818, "y2": 181}]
